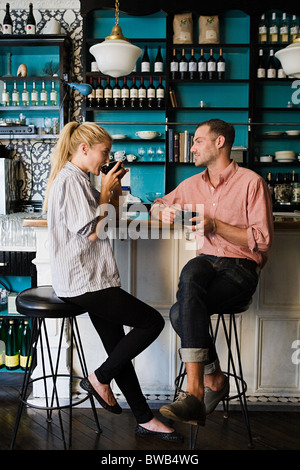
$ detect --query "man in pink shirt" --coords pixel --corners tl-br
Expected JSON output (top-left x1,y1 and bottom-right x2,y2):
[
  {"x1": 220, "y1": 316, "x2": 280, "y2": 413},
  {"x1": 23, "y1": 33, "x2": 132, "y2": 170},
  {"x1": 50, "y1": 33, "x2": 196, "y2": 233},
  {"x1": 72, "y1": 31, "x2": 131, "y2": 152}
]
[{"x1": 153, "y1": 119, "x2": 273, "y2": 426}]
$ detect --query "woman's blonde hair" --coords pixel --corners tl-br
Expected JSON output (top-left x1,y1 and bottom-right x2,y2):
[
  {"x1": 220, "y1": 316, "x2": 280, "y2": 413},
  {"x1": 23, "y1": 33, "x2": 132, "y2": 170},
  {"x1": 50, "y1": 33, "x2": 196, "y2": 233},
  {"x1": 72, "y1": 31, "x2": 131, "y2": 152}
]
[{"x1": 43, "y1": 122, "x2": 112, "y2": 211}]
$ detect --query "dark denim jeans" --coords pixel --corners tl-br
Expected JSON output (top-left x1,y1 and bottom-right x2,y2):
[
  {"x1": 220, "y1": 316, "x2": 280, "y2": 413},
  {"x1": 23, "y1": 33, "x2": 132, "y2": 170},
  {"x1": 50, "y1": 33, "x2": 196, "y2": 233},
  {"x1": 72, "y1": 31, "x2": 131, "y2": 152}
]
[{"x1": 170, "y1": 254, "x2": 259, "y2": 372}]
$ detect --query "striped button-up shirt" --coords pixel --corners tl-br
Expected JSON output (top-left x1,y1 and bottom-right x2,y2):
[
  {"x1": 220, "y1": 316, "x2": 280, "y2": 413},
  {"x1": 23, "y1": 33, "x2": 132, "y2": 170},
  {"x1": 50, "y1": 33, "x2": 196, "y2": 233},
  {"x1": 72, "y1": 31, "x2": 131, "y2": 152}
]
[
  {"x1": 47, "y1": 161, "x2": 120, "y2": 297},
  {"x1": 154, "y1": 160, "x2": 274, "y2": 268}
]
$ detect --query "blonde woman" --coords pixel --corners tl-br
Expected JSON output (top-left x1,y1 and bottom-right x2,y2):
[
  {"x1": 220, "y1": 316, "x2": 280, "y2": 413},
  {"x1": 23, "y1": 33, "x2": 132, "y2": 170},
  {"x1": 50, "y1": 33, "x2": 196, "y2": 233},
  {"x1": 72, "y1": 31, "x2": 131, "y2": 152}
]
[{"x1": 44, "y1": 122, "x2": 182, "y2": 442}]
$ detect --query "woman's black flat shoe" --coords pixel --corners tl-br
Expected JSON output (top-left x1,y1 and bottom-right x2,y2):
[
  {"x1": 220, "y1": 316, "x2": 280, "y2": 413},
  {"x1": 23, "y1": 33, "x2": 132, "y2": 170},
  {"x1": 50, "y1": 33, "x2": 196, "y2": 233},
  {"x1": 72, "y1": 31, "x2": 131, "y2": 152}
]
[
  {"x1": 135, "y1": 424, "x2": 183, "y2": 442},
  {"x1": 80, "y1": 377, "x2": 122, "y2": 414}
]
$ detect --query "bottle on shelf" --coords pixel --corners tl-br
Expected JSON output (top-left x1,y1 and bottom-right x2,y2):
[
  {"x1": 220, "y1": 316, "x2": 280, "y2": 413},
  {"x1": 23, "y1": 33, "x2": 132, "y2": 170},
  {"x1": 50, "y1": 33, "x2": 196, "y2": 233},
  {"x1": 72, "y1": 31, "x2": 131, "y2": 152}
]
[
  {"x1": 141, "y1": 45, "x2": 150, "y2": 73},
  {"x1": 290, "y1": 15, "x2": 299, "y2": 42},
  {"x1": 170, "y1": 49, "x2": 179, "y2": 80},
  {"x1": 0, "y1": 317, "x2": 6, "y2": 370},
  {"x1": 1, "y1": 82, "x2": 10, "y2": 106},
  {"x1": 258, "y1": 13, "x2": 268, "y2": 43},
  {"x1": 26, "y1": 3, "x2": 36, "y2": 35},
  {"x1": 22, "y1": 82, "x2": 29, "y2": 106},
  {"x1": 269, "y1": 12, "x2": 278, "y2": 43},
  {"x1": 20, "y1": 320, "x2": 32, "y2": 371},
  {"x1": 3, "y1": 3, "x2": 13, "y2": 35},
  {"x1": 146, "y1": 76, "x2": 156, "y2": 108},
  {"x1": 279, "y1": 12, "x2": 289, "y2": 44},
  {"x1": 5, "y1": 320, "x2": 19, "y2": 370},
  {"x1": 291, "y1": 170, "x2": 300, "y2": 203},
  {"x1": 267, "y1": 49, "x2": 277, "y2": 79},
  {"x1": 130, "y1": 76, "x2": 138, "y2": 108},
  {"x1": 188, "y1": 49, "x2": 197, "y2": 80},
  {"x1": 138, "y1": 76, "x2": 147, "y2": 108},
  {"x1": 17, "y1": 319, "x2": 23, "y2": 353},
  {"x1": 277, "y1": 59, "x2": 286, "y2": 79},
  {"x1": 207, "y1": 49, "x2": 217, "y2": 80},
  {"x1": 12, "y1": 81, "x2": 19, "y2": 106},
  {"x1": 217, "y1": 48, "x2": 226, "y2": 80},
  {"x1": 104, "y1": 77, "x2": 113, "y2": 108},
  {"x1": 50, "y1": 81, "x2": 58, "y2": 106},
  {"x1": 154, "y1": 45, "x2": 163, "y2": 73},
  {"x1": 257, "y1": 49, "x2": 266, "y2": 79},
  {"x1": 265, "y1": 172, "x2": 275, "y2": 202},
  {"x1": 87, "y1": 77, "x2": 95, "y2": 107},
  {"x1": 31, "y1": 81, "x2": 39, "y2": 106},
  {"x1": 179, "y1": 48, "x2": 188, "y2": 80},
  {"x1": 121, "y1": 77, "x2": 130, "y2": 108},
  {"x1": 95, "y1": 77, "x2": 103, "y2": 108},
  {"x1": 198, "y1": 49, "x2": 207, "y2": 80},
  {"x1": 113, "y1": 78, "x2": 121, "y2": 108},
  {"x1": 40, "y1": 81, "x2": 48, "y2": 105},
  {"x1": 156, "y1": 76, "x2": 165, "y2": 108}
]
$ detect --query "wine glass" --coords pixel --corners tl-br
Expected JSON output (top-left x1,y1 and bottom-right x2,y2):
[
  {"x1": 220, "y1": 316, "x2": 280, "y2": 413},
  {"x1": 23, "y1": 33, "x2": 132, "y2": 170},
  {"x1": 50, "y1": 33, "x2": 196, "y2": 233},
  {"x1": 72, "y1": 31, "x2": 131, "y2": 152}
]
[
  {"x1": 147, "y1": 146, "x2": 155, "y2": 161},
  {"x1": 138, "y1": 146, "x2": 145, "y2": 161},
  {"x1": 157, "y1": 146, "x2": 164, "y2": 161}
]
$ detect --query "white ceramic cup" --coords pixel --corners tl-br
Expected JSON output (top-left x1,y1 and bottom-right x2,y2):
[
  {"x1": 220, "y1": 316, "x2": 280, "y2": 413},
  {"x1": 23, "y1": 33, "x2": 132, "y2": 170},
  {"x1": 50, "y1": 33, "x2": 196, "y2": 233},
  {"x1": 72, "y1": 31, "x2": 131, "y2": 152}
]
[
  {"x1": 126, "y1": 154, "x2": 136, "y2": 162},
  {"x1": 114, "y1": 150, "x2": 126, "y2": 160}
]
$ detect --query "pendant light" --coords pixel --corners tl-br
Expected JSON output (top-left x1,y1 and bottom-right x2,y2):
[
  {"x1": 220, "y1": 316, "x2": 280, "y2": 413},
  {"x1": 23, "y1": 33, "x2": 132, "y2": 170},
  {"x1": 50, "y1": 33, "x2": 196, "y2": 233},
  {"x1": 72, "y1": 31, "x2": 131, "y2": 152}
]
[
  {"x1": 275, "y1": 34, "x2": 300, "y2": 78},
  {"x1": 89, "y1": 0, "x2": 142, "y2": 78}
]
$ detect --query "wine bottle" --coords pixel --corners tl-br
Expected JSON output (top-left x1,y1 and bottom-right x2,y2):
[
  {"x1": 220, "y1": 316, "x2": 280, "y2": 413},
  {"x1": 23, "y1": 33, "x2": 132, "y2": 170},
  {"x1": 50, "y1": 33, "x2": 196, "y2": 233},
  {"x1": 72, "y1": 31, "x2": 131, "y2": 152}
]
[
  {"x1": 290, "y1": 15, "x2": 299, "y2": 42},
  {"x1": 257, "y1": 49, "x2": 266, "y2": 79},
  {"x1": 277, "y1": 59, "x2": 286, "y2": 79},
  {"x1": 95, "y1": 77, "x2": 103, "y2": 108},
  {"x1": 217, "y1": 48, "x2": 226, "y2": 80},
  {"x1": 258, "y1": 13, "x2": 268, "y2": 43},
  {"x1": 31, "y1": 81, "x2": 38, "y2": 106},
  {"x1": 1, "y1": 82, "x2": 10, "y2": 106},
  {"x1": 147, "y1": 76, "x2": 156, "y2": 108},
  {"x1": 141, "y1": 45, "x2": 150, "y2": 73},
  {"x1": 5, "y1": 320, "x2": 19, "y2": 370},
  {"x1": 104, "y1": 77, "x2": 113, "y2": 108},
  {"x1": 179, "y1": 48, "x2": 188, "y2": 80},
  {"x1": 265, "y1": 172, "x2": 275, "y2": 203},
  {"x1": 20, "y1": 321, "x2": 32, "y2": 371},
  {"x1": 154, "y1": 45, "x2": 163, "y2": 73},
  {"x1": 121, "y1": 77, "x2": 130, "y2": 108},
  {"x1": 50, "y1": 81, "x2": 58, "y2": 105},
  {"x1": 12, "y1": 82, "x2": 19, "y2": 106},
  {"x1": 267, "y1": 49, "x2": 277, "y2": 79},
  {"x1": 198, "y1": 49, "x2": 207, "y2": 80},
  {"x1": 3, "y1": 3, "x2": 13, "y2": 35},
  {"x1": 113, "y1": 78, "x2": 121, "y2": 108},
  {"x1": 130, "y1": 76, "x2": 138, "y2": 108},
  {"x1": 208, "y1": 49, "x2": 216, "y2": 80},
  {"x1": 269, "y1": 12, "x2": 278, "y2": 43},
  {"x1": 188, "y1": 49, "x2": 197, "y2": 80},
  {"x1": 40, "y1": 81, "x2": 48, "y2": 105},
  {"x1": 22, "y1": 82, "x2": 29, "y2": 106},
  {"x1": 138, "y1": 76, "x2": 147, "y2": 108},
  {"x1": 156, "y1": 76, "x2": 165, "y2": 108},
  {"x1": 170, "y1": 49, "x2": 179, "y2": 80},
  {"x1": 280, "y1": 12, "x2": 289, "y2": 43},
  {"x1": 0, "y1": 317, "x2": 6, "y2": 369},
  {"x1": 87, "y1": 77, "x2": 95, "y2": 107},
  {"x1": 26, "y1": 3, "x2": 36, "y2": 35}
]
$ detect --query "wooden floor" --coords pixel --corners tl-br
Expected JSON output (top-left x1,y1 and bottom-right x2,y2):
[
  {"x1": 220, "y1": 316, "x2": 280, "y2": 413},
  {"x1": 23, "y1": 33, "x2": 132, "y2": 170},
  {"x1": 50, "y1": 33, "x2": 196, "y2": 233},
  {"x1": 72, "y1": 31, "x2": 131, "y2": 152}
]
[{"x1": 1, "y1": 385, "x2": 300, "y2": 454}]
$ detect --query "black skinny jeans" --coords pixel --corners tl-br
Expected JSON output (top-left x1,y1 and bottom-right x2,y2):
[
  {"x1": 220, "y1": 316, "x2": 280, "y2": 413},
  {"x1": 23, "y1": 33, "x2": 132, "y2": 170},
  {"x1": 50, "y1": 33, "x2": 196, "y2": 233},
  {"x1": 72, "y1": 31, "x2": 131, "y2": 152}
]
[{"x1": 63, "y1": 287, "x2": 164, "y2": 424}]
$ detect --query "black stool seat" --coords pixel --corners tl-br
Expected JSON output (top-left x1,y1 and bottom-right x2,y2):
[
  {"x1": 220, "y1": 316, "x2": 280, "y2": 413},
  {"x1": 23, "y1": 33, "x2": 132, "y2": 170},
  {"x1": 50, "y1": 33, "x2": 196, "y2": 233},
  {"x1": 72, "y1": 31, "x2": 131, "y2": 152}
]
[
  {"x1": 174, "y1": 300, "x2": 253, "y2": 450},
  {"x1": 10, "y1": 286, "x2": 101, "y2": 450},
  {"x1": 16, "y1": 286, "x2": 86, "y2": 318}
]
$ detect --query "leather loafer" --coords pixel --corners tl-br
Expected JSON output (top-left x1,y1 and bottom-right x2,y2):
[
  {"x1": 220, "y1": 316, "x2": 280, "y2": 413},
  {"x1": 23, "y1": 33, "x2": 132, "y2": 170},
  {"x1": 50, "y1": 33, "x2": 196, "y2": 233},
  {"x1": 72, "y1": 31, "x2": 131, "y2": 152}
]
[
  {"x1": 204, "y1": 376, "x2": 229, "y2": 414},
  {"x1": 80, "y1": 377, "x2": 122, "y2": 414},
  {"x1": 135, "y1": 424, "x2": 183, "y2": 442},
  {"x1": 160, "y1": 391, "x2": 206, "y2": 426}
]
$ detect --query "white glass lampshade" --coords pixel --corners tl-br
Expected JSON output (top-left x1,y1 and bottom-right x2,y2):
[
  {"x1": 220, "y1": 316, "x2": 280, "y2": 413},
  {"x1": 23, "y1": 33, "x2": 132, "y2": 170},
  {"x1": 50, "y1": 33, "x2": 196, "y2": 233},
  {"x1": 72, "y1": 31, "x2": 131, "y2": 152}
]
[
  {"x1": 275, "y1": 38, "x2": 300, "y2": 78},
  {"x1": 90, "y1": 39, "x2": 142, "y2": 78}
]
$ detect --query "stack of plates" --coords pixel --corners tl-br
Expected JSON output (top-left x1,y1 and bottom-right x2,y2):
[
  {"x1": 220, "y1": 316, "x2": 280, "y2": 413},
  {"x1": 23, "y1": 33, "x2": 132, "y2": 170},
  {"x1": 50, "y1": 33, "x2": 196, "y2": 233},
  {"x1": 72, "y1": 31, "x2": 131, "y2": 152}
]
[{"x1": 275, "y1": 150, "x2": 296, "y2": 162}]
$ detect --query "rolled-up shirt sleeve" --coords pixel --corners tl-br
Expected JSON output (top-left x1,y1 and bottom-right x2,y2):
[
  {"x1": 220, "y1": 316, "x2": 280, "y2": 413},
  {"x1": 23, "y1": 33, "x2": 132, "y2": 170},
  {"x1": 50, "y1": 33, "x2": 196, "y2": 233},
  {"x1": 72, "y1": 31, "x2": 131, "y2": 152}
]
[{"x1": 246, "y1": 178, "x2": 274, "y2": 255}]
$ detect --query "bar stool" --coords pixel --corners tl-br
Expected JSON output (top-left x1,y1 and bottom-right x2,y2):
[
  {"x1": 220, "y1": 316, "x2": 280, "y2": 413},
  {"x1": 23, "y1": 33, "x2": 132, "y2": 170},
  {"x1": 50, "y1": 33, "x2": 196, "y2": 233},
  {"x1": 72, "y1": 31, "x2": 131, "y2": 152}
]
[
  {"x1": 10, "y1": 286, "x2": 101, "y2": 450},
  {"x1": 174, "y1": 301, "x2": 253, "y2": 450}
]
